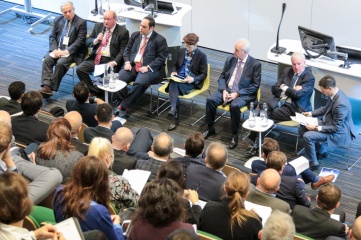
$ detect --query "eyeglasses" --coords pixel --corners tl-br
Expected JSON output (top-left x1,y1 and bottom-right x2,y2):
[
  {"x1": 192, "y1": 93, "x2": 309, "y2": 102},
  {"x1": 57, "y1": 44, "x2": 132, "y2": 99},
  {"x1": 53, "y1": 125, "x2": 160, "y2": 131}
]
[{"x1": 104, "y1": 18, "x2": 114, "y2": 21}]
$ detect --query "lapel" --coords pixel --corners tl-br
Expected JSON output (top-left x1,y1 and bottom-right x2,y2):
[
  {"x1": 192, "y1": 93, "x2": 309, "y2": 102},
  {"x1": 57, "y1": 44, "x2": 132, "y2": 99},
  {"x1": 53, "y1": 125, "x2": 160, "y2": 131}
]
[
  {"x1": 144, "y1": 32, "x2": 155, "y2": 54},
  {"x1": 227, "y1": 57, "x2": 238, "y2": 83},
  {"x1": 68, "y1": 15, "x2": 76, "y2": 39},
  {"x1": 325, "y1": 92, "x2": 338, "y2": 116},
  {"x1": 240, "y1": 56, "x2": 251, "y2": 82},
  {"x1": 110, "y1": 24, "x2": 118, "y2": 45}
]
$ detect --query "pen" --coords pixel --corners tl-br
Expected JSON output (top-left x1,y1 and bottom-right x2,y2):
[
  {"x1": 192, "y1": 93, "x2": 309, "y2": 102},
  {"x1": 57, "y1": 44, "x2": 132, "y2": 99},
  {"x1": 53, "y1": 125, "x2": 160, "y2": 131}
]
[{"x1": 195, "y1": 181, "x2": 202, "y2": 192}]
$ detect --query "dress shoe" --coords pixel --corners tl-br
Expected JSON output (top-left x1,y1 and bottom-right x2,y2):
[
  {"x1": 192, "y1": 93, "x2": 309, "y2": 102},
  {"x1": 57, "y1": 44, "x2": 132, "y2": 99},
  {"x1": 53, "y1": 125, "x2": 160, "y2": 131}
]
[
  {"x1": 317, "y1": 152, "x2": 328, "y2": 160},
  {"x1": 310, "y1": 162, "x2": 320, "y2": 171},
  {"x1": 202, "y1": 128, "x2": 215, "y2": 139},
  {"x1": 248, "y1": 139, "x2": 259, "y2": 149},
  {"x1": 38, "y1": 85, "x2": 53, "y2": 98},
  {"x1": 168, "y1": 118, "x2": 180, "y2": 131},
  {"x1": 245, "y1": 147, "x2": 258, "y2": 158},
  {"x1": 229, "y1": 134, "x2": 239, "y2": 149},
  {"x1": 311, "y1": 174, "x2": 335, "y2": 190}
]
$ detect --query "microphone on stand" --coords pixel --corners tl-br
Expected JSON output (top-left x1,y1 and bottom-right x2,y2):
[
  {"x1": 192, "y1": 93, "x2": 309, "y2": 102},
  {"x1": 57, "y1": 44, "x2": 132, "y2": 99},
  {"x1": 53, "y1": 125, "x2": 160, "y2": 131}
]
[
  {"x1": 271, "y1": 3, "x2": 287, "y2": 54},
  {"x1": 91, "y1": 0, "x2": 98, "y2": 15}
]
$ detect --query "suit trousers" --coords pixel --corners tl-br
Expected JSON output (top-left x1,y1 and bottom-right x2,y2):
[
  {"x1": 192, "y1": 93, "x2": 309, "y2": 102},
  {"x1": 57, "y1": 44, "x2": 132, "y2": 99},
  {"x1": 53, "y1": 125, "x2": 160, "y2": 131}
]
[
  {"x1": 168, "y1": 80, "x2": 195, "y2": 113},
  {"x1": 299, "y1": 125, "x2": 328, "y2": 165},
  {"x1": 41, "y1": 53, "x2": 75, "y2": 91},
  {"x1": 205, "y1": 90, "x2": 246, "y2": 134},
  {"x1": 127, "y1": 128, "x2": 153, "y2": 160}
]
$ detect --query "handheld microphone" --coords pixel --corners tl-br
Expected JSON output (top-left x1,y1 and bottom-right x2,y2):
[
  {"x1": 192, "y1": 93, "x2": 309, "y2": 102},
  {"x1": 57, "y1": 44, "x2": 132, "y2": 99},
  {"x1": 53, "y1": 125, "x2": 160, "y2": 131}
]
[
  {"x1": 270, "y1": 3, "x2": 287, "y2": 55},
  {"x1": 101, "y1": 27, "x2": 106, "y2": 35}
]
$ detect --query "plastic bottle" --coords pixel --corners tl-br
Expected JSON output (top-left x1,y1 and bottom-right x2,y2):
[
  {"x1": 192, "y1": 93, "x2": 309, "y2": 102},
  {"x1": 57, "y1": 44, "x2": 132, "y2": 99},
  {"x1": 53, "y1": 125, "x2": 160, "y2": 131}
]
[
  {"x1": 109, "y1": 67, "x2": 116, "y2": 89},
  {"x1": 103, "y1": 65, "x2": 109, "y2": 88},
  {"x1": 248, "y1": 102, "x2": 256, "y2": 128},
  {"x1": 260, "y1": 103, "x2": 268, "y2": 127}
]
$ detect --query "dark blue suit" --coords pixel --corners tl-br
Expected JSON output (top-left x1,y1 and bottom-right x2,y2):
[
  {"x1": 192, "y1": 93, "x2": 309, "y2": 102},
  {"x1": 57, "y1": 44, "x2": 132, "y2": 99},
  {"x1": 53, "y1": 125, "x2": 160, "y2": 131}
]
[
  {"x1": 118, "y1": 31, "x2": 168, "y2": 109},
  {"x1": 205, "y1": 55, "x2": 261, "y2": 134}
]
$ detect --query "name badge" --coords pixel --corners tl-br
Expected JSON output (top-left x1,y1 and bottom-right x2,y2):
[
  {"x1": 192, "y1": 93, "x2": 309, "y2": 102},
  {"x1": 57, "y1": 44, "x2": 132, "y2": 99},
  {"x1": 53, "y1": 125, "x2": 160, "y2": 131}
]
[
  {"x1": 101, "y1": 46, "x2": 109, "y2": 55},
  {"x1": 63, "y1": 37, "x2": 69, "y2": 46},
  {"x1": 134, "y1": 53, "x2": 142, "y2": 63}
]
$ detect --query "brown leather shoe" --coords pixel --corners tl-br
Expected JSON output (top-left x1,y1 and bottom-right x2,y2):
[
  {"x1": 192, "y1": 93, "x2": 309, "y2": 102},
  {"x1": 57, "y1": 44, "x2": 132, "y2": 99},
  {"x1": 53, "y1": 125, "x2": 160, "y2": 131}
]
[
  {"x1": 38, "y1": 85, "x2": 53, "y2": 98},
  {"x1": 311, "y1": 174, "x2": 335, "y2": 190}
]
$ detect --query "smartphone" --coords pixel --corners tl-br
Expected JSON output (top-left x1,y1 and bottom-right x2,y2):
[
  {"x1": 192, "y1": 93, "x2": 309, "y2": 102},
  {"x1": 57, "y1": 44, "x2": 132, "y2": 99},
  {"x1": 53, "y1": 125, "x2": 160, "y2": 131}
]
[
  {"x1": 173, "y1": 74, "x2": 185, "y2": 80},
  {"x1": 122, "y1": 220, "x2": 132, "y2": 235}
]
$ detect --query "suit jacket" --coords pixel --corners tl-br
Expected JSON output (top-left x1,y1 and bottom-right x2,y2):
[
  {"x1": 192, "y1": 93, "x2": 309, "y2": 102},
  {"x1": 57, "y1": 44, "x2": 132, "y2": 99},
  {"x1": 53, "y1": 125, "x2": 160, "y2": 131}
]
[
  {"x1": 246, "y1": 184, "x2": 291, "y2": 214},
  {"x1": 292, "y1": 205, "x2": 347, "y2": 240},
  {"x1": 71, "y1": 138, "x2": 88, "y2": 155},
  {"x1": 49, "y1": 14, "x2": 87, "y2": 65},
  {"x1": 66, "y1": 99, "x2": 98, "y2": 127},
  {"x1": 218, "y1": 55, "x2": 261, "y2": 105},
  {"x1": 135, "y1": 158, "x2": 166, "y2": 182},
  {"x1": 312, "y1": 89, "x2": 356, "y2": 148},
  {"x1": 12, "y1": 114, "x2": 49, "y2": 145},
  {"x1": 0, "y1": 98, "x2": 22, "y2": 115},
  {"x1": 86, "y1": 23, "x2": 129, "y2": 72},
  {"x1": 171, "y1": 48, "x2": 208, "y2": 89},
  {"x1": 173, "y1": 156, "x2": 205, "y2": 174},
  {"x1": 84, "y1": 125, "x2": 113, "y2": 143},
  {"x1": 112, "y1": 149, "x2": 137, "y2": 175},
  {"x1": 184, "y1": 164, "x2": 226, "y2": 202},
  {"x1": 123, "y1": 31, "x2": 168, "y2": 82},
  {"x1": 271, "y1": 67, "x2": 315, "y2": 112}
]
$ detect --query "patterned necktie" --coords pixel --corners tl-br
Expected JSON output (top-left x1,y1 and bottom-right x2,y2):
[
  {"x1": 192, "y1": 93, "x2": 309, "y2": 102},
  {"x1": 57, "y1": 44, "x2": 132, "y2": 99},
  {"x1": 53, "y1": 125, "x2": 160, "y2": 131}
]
[
  {"x1": 135, "y1": 37, "x2": 148, "y2": 72},
  {"x1": 184, "y1": 51, "x2": 193, "y2": 77},
  {"x1": 59, "y1": 20, "x2": 69, "y2": 50},
  {"x1": 278, "y1": 74, "x2": 299, "y2": 107},
  {"x1": 229, "y1": 61, "x2": 243, "y2": 92},
  {"x1": 94, "y1": 29, "x2": 111, "y2": 65}
]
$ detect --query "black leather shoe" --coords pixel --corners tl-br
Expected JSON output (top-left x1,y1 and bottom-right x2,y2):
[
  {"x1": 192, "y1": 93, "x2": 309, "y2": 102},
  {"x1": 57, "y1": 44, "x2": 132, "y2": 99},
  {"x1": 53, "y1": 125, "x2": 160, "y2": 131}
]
[
  {"x1": 168, "y1": 118, "x2": 180, "y2": 131},
  {"x1": 248, "y1": 139, "x2": 259, "y2": 149},
  {"x1": 168, "y1": 109, "x2": 176, "y2": 117},
  {"x1": 202, "y1": 128, "x2": 216, "y2": 139},
  {"x1": 317, "y1": 152, "x2": 328, "y2": 160},
  {"x1": 245, "y1": 148, "x2": 258, "y2": 158},
  {"x1": 118, "y1": 109, "x2": 130, "y2": 118},
  {"x1": 310, "y1": 162, "x2": 320, "y2": 171},
  {"x1": 229, "y1": 134, "x2": 239, "y2": 149}
]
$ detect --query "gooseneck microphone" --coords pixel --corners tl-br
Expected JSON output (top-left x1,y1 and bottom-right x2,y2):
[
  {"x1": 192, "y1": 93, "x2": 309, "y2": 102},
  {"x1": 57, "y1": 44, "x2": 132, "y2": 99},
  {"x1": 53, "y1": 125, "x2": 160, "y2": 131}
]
[
  {"x1": 271, "y1": 3, "x2": 287, "y2": 54},
  {"x1": 91, "y1": 0, "x2": 98, "y2": 15}
]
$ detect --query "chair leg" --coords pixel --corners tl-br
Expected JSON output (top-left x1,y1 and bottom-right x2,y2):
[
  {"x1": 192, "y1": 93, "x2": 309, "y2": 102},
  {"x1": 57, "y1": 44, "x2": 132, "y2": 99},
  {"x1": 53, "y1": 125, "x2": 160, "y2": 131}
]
[
  {"x1": 149, "y1": 86, "x2": 153, "y2": 112},
  {"x1": 191, "y1": 114, "x2": 205, "y2": 126},
  {"x1": 72, "y1": 67, "x2": 75, "y2": 87}
]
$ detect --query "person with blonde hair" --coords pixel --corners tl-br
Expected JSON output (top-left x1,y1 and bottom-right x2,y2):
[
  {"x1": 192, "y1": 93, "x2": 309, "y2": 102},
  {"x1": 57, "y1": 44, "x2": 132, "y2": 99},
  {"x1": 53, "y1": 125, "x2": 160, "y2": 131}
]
[
  {"x1": 88, "y1": 137, "x2": 139, "y2": 211},
  {"x1": 199, "y1": 172, "x2": 262, "y2": 239}
]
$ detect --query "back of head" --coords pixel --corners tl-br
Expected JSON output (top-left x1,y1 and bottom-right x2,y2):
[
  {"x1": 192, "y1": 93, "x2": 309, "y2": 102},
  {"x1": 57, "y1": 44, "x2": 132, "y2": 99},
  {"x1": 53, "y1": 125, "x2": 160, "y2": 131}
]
[
  {"x1": 266, "y1": 151, "x2": 287, "y2": 172},
  {"x1": 133, "y1": 178, "x2": 184, "y2": 227},
  {"x1": 259, "y1": 169, "x2": 281, "y2": 193},
  {"x1": 167, "y1": 229, "x2": 199, "y2": 240},
  {"x1": 8, "y1": 81, "x2": 25, "y2": 100},
  {"x1": 0, "y1": 172, "x2": 32, "y2": 224},
  {"x1": 21, "y1": 91, "x2": 43, "y2": 116},
  {"x1": 318, "y1": 75, "x2": 336, "y2": 89},
  {"x1": 113, "y1": 127, "x2": 134, "y2": 147},
  {"x1": 205, "y1": 142, "x2": 228, "y2": 170},
  {"x1": 262, "y1": 138, "x2": 279, "y2": 157},
  {"x1": 183, "y1": 33, "x2": 199, "y2": 46},
  {"x1": 152, "y1": 132, "x2": 173, "y2": 158},
  {"x1": 157, "y1": 160, "x2": 184, "y2": 189},
  {"x1": 261, "y1": 210, "x2": 295, "y2": 240},
  {"x1": 351, "y1": 216, "x2": 361, "y2": 240},
  {"x1": 317, "y1": 183, "x2": 341, "y2": 211},
  {"x1": 96, "y1": 103, "x2": 113, "y2": 123},
  {"x1": 0, "y1": 121, "x2": 12, "y2": 153},
  {"x1": 73, "y1": 81, "x2": 90, "y2": 103},
  {"x1": 64, "y1": 111, "x2": 83, "y2": 133},
  {"x1": 184, "y1": 132, "x2": 204, "y2": 158},
  {"x1": 88, "y1": 137, "x2": 114, "y2": 166}
]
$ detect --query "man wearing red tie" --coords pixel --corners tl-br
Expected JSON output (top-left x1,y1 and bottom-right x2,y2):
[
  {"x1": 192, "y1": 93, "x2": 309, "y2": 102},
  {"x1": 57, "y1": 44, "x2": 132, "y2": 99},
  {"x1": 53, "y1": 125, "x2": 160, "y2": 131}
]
[{"x1": 117, "y1": 16, "x2": 168, "y2": 118}]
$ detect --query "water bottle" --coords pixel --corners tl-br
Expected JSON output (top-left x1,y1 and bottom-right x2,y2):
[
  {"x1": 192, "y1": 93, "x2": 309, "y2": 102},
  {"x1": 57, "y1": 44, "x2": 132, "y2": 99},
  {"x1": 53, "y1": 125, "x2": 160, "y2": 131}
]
[
  {"x1": 109, "y1": 67, "x2": 116, "y2": 89},
  {"x1": 260, "y1": 103, "x2": 268, "y2": 127},
  {"x1": 248, "y1": 102, "x2": 256, "y2": 128},
  {"x1": 103, "y1": 65, "x2": 109, "y2": 88}
]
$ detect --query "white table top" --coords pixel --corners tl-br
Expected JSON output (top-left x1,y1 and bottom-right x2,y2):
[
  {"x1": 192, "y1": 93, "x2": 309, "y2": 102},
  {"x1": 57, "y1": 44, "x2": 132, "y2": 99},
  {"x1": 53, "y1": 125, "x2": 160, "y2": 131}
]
[
  {"x1": 242, "y1": 117, "x2": 274, "y2": 132},
  {"x1": 97, "y1": 80, "x2": 127, "y2": 92}
]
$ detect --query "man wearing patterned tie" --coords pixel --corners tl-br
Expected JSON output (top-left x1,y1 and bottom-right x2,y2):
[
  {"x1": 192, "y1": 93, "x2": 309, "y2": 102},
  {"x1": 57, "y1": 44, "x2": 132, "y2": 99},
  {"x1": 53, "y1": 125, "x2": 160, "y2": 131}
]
[
  {"x1": 202, "y1": 38, "x2": 261, "y2": 150},
  {"x1": 116, "y1": 16, "x2": 168, "y2": 118},
  {"x1": 246, "y1": 52, "x2": 315, "y2": 158},
  {"x1": 76, "y1": 10, "x2": 129, "y2": 96},
  {"x1": 299, "y1": 75, "x2": 356, "y2": 170},
  {"x1": 39, "y1": 1, "x2": 87, "y2": 98}
]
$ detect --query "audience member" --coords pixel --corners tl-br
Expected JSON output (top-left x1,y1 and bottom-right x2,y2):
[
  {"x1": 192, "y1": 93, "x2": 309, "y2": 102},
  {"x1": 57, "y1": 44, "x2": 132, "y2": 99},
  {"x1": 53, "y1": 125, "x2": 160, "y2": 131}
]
[
  {"x1": 84, "y1": 103, "x2": 122, "y2": 143},
  {"x1": 53, "y1": 156, "x2": 124, "y2": 240},
  {"x1": 36, "y1": 118, "x2": 83, "y2": 184},
  {"x1": 259, "y1": 210, "x2": 295, "y2": 240},
  {"x1": 292, "y1": 183, "x2": 347, "y2": 239},
  {"x1": 202, "y1": 38, "x2": 261, "y2": 150},
  {"x1": 111, "y1": 127, "x2": 152, "y2": 175},
  {"x1": 167, "y1": 229, "x2": 199, "y2": 240},
  {"x1": 64, "y1": 111, "x2": 89, "y2": 155},
  {"x1": 11, "y1": 91, "x2": 49, "y2": 145},
  {"x1": 199, "y1": 172, "x2": 262, "y2": 240},
  {"x1": 157, "y1": 160, "x2": 201, "y2": 225},
  {"x1": 76, "y1": 10, "x2": 129, "y2": 96},
  {"x1": 128, "y1": 178, "x2": 194, "y2": 240},
  {"x1": 88, "y1": 137, "x2": 139, "y2": 211},
  {"x1": 246, "y1": 168, "x2": 291, "y2": 213},
  {"x1": 246, "y1": 52, "x2": 315, "y2": 157},
  {"x1": 116, "y1": 16, "x2": 168, "y2": 118},
  {"x1": 0, "y1": 81, "x2": 25, "y2": 115},
  {"x1": 299, "y1": 75, "x2": 356, "y2": 170},
  {"x1": 136, "y1": 132, "x2": 173, "y2": 181},
  {"x1": 173, "y1": 132, "x2": 205, "y2": 173},
  {"x1": 349, "y1": 216, "x2": 361, "y2": 240},
  {"x1": 184, "y1": 142, "x2": 227, "y2": 201},
  {"x1": 166, "y1": 33, "x2": 208, "y2": 131},
  {"x1": 39, "y1": 1, "x2": 87, "y2": 98}
]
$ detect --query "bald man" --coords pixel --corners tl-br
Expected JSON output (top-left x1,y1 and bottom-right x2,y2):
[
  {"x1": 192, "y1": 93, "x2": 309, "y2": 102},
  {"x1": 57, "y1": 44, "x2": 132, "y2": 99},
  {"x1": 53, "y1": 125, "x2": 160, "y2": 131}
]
[
  {"x1": 64, "y1": 111, "x2": 88, "y2": 155},
  {"x1": 111, "y1": 127, "x2": 152, "y2": 175},
  {"x1": 350, "y1": 216, "x2": 361, "y2": 240},
  {"x1": 246, "y1": 169, "x2": 291, "y2": 213}
]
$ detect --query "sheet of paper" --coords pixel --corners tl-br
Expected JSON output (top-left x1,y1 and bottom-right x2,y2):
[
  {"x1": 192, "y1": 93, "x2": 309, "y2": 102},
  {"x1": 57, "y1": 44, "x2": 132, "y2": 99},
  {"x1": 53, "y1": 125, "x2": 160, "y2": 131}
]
[
  {"x1": 122, "y1": 169, "x2": 151, "y2": 194},
  {"x1": 164, "y1": 75, "x2": 187, "y2": 83},
  {"x1": 244, "y1": 200, "x2": 272, "y2": 226},
  {"x1": 49, "y1": 52, "x2": 70, "y2": 58},
  {"x1": 319, "y1": 167, "x2": 340, "y2": 182},
  {"x1": 113, "y1": 116, "x2": 127, "y2": 125},
  {"x1": 55, "y1": 217, "x2": 84, "y2": 240},
  {"x1": 288, "y1": 156, "x2": 310, "y2": 175},
  {"x1": 290, "y1": 112, "x2": 318, "y2": 126},
  {"x1": 173, "y1": 147, "x2": 186, "y2": 157},
  {"x1": 94, "y1": 64, "x2": 107, "y2": 76}
]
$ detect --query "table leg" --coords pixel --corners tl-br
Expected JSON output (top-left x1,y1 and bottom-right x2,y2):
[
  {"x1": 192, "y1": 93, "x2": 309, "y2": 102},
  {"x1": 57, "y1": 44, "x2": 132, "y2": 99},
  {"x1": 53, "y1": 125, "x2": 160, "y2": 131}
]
[
  {"x1": 258, "y1": 132, "x2": 262, "y2": 159},
  {"x1": 104, "y1": 91, "x2": 109, "y2": 103}
]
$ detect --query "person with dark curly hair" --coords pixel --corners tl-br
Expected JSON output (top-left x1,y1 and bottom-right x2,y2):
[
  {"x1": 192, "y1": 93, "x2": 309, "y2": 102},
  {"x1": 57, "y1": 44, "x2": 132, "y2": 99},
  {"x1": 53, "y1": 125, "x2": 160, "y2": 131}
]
[{"x1": 128, "y1": 178, "x2": 194, "y2": 240}]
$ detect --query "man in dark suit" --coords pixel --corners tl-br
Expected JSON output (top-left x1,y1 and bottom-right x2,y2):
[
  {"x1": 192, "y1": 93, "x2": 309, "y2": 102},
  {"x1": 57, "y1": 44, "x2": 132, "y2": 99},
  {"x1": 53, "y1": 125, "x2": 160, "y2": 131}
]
[
  {"x1": 292, "y1": 183, "x2": 348, "y2": 239},
  {"x1": 117, "y1": 16, "x2": 168, "y2": 117},
  {"x1": 64, "y1": 111, "x2": 88, "y2": 155},
  {"x1": 184, "y1": 142, "x2": 227, "y2": 202},
  {"x1": 11, "y1": 91, "x2": 49, "y2": 145},
  {"x1": 299, "y1": 75, "x2": 356, "y2": 170},
  {"x1": 0, "y1": 81, "x2": 25, "y2": 115},
  {"x1": 246, "y1": 52, "x2": 315, "y2": 157},
  {"x1": 111, "y1": 127, "x2": 152, "y2": 175},
  {"x1": 39, "y1": 1, "x2": 87, "y2": 97},
  {"x1": 76, "y1": 10, "x2": 129, "y2": 96},
  {"x1": 202, "y1": 38, "x2": 261, "y2": 149}
]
